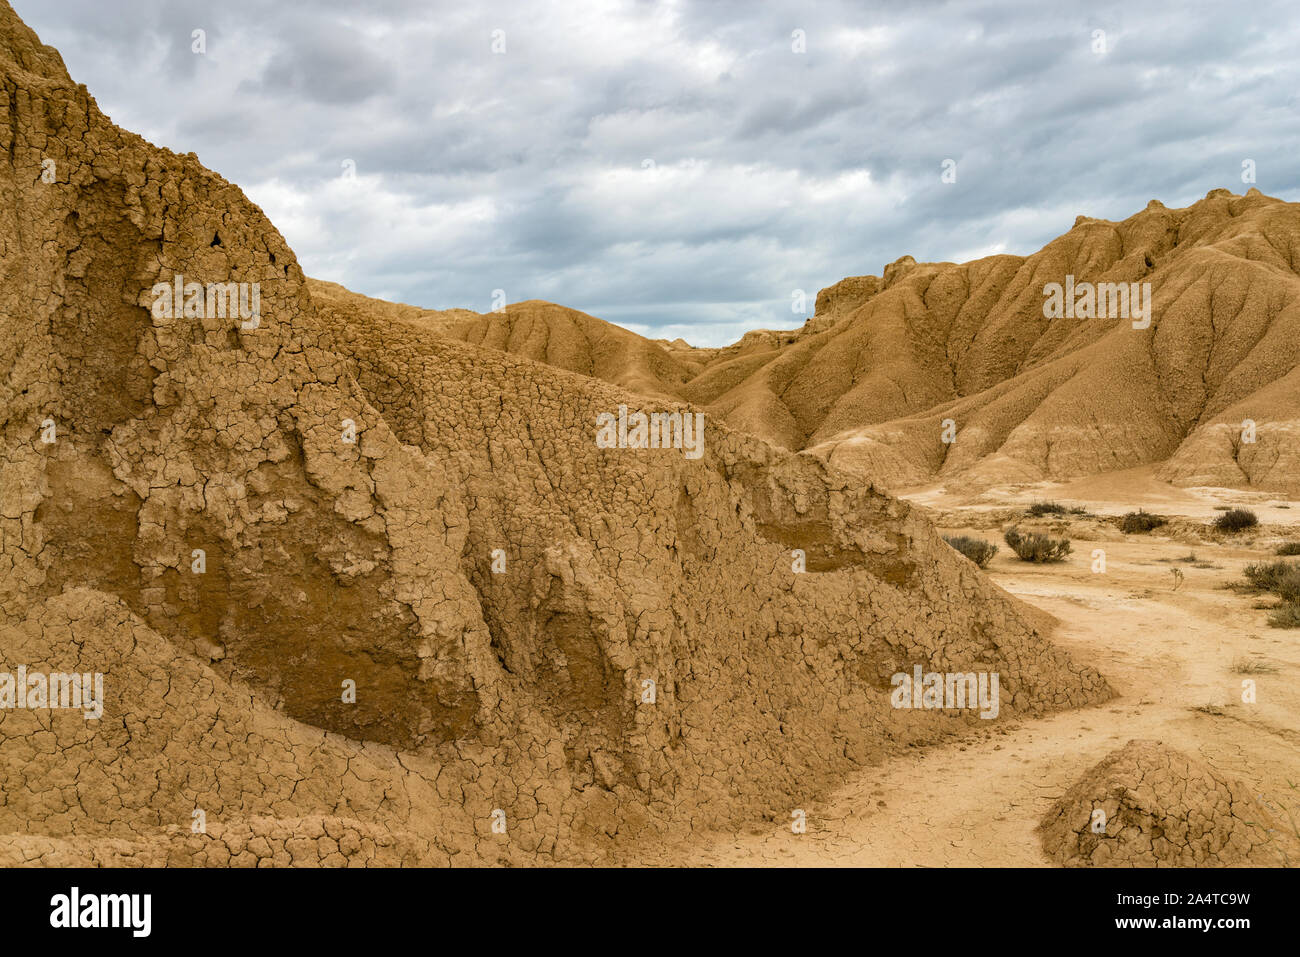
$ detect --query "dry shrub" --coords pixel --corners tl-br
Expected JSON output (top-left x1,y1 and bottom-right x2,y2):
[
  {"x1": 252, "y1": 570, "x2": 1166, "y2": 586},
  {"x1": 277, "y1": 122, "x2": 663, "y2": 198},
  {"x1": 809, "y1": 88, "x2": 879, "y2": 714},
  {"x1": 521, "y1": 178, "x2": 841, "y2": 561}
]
[
  {"x1": 1268, "y1": 604, "x2": 1300, "y2": 628},
  {"x1": 1242, "y1": 559, "x2": 1300, "y2": 628},
  {"x1": 1120, "y1": 510, "x2": 1166, "y2": 534},
  {"x1": 1214, "y1": 508, "x2": 1258, "y2": 532},
  {"x1": 1243, "y1": 560, "x2": 1300, "y2": 602},
  {"x1": 1004, "y1": 526, "x2": 1072, "y2": 563},
  {"x1": 943, "y1": 535, "x2": 998, "y2": 568}
]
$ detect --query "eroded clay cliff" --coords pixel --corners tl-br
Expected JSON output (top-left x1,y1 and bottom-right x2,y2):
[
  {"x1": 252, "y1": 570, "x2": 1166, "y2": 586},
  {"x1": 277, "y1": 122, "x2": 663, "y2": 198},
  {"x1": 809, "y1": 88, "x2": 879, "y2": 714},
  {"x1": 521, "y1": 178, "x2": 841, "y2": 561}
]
[{"x1": 0, "y1": 2, "x2": 1109, "y2": 866}]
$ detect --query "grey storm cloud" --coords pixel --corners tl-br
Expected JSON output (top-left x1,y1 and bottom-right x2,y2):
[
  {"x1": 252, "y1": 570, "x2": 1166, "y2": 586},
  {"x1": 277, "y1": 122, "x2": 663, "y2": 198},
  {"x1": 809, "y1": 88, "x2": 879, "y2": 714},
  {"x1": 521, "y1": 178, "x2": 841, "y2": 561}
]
[
  {"x1": 13, "y1": 0, "x2": 1300, "y2": 345},
  {"x1": 243, "y1": 20, "x2": 394, "y2": 104}
]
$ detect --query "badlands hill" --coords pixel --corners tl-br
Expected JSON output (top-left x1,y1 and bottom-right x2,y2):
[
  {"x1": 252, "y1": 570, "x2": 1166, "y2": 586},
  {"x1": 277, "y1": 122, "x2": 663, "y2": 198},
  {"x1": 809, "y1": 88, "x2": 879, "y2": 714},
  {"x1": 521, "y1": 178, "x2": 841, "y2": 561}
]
[
  {"x1": 410, "y1": 193, "x2": 1300, "y2": 496},
  {"x1": 0, "y1": 2, "x2": 1109, "y2": 866}
]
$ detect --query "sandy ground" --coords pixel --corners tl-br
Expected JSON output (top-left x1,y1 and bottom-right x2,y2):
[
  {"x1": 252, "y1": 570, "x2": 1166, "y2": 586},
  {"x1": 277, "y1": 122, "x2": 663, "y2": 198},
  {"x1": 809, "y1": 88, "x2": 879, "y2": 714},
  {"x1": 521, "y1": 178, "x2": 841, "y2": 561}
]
[
  {"x1": 677, "y1": 473, "x2": 1300, "y2": 866},
  {"x1": 900, "y1": 464, "x2": 1300, "y2": 523}
]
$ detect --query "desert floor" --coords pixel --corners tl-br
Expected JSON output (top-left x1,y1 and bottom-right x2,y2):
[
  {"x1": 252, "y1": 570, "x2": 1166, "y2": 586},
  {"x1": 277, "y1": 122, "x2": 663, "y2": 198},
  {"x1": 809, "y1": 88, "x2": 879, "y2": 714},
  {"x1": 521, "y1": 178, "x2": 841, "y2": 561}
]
[{"x1": 675, "y1": 466, "x2": 1300, "y2": 866}]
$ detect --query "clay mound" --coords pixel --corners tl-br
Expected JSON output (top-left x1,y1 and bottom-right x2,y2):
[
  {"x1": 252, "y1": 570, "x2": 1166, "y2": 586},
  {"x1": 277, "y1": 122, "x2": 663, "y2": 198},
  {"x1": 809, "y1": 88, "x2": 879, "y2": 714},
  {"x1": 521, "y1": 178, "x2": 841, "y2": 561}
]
[
  {"x1": 1038, "y1": 740, "x2": 1298, "y2": 867},
  {"x1": 323, "y1": 283, "x2": 708, "y2": 405},
  {"x1": 445, "y1": 298, "x2": 697, "y2": 402},
  {"x1": 0, "y1": 1, "x2": 1110, "y2": 865}
]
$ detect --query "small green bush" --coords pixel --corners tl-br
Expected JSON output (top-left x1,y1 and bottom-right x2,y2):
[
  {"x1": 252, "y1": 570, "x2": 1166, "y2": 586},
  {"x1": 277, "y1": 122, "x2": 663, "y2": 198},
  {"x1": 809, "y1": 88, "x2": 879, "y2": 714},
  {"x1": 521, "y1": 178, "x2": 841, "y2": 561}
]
[
  {"x1": 1268, "y1": 603, "x2": 1300, "y2": 628},
  {"x1": 1213, "y1": 508, "x2": 1258, "y2": 532},
  {"x1": 1276, "y1": 542, "x2": 1300, "y2": 556},
  {"x1": 943, "y1": 535, "x2": 998, "y2": 568},
  {"x1": 1232, "y1": 656, "x2": 1279, "y2": 674},
  {"x1": 1003, "y1": 526, "x2": 1072, "y2": 563},
  {"x1": 1026, "y1": 502, "x2": 1067, "y2": 517},
  {"x1": 1120, "y1": 510, "x2": 1166, "y2": 534},
  {"x1": 1243, "y1": 560, "x2": 1300, "y2": 603}
]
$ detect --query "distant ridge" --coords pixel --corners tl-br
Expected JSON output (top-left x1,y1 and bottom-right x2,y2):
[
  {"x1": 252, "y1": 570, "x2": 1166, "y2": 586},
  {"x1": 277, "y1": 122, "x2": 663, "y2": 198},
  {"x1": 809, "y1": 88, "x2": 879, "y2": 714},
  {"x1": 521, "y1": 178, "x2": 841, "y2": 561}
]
[{"x1": 386, "y1": 190, "x2": 1300, "y2": 494}]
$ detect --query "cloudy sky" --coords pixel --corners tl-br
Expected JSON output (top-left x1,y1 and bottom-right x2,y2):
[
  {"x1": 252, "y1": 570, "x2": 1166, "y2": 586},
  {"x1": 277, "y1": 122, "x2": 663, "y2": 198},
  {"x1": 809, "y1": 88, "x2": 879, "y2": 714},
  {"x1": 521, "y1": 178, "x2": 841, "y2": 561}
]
[{"x1": 14, "y1": 0, "x2": 1300, "y2": 345}]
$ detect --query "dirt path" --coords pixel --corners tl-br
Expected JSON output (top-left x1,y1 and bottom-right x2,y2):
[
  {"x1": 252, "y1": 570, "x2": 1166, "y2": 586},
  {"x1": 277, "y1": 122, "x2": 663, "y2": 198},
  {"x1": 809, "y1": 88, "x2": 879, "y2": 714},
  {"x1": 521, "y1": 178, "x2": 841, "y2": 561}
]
[{"x1": 678, "y1": 508, "x2": 1300, "y2": 866}]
